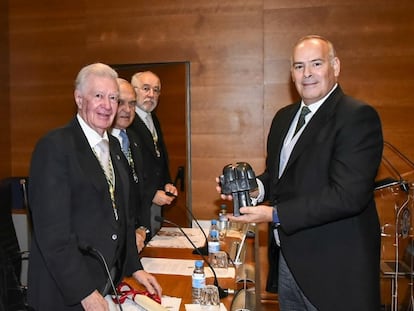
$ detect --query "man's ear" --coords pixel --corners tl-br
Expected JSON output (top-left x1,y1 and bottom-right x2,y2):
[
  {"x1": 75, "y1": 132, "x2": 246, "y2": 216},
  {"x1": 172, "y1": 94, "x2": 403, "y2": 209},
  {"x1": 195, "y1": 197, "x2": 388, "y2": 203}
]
[
  {"x1": 74, "y1": 90, "x2": 82, "y2": 108},
  {"x1": 332, "y1": 57, "x2": 341, "y2": 78}
]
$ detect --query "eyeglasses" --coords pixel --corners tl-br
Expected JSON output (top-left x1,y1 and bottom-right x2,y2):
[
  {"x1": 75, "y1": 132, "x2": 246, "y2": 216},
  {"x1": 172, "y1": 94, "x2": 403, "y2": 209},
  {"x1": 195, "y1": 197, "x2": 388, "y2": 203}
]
[{"x1": 133, "y1": 85, "x2": 161, "y2": 95}]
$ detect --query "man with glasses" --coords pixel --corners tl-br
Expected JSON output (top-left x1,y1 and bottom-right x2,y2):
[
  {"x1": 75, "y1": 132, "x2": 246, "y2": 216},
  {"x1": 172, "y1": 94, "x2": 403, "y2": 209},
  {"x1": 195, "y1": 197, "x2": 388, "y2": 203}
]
[
  {"x1": 129, "y1": 71, "x2": 177, "y2": 240},
  {"x1": 28, "y1": 64, "x2": 161, "y2": 310}
]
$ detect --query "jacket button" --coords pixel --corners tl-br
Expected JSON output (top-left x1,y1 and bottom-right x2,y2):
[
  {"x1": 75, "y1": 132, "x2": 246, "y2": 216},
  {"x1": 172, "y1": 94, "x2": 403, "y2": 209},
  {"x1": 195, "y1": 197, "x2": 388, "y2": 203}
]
[{"x1": 111, "y1": 234, "x2": 118, "y2": 240}]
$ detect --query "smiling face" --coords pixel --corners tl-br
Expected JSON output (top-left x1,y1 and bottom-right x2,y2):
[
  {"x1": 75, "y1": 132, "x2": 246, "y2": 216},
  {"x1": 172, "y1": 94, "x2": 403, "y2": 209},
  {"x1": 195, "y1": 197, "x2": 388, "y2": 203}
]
[
  {"x1": 75, "y1": 74, "x2": 119, "y2": 136},
  {"x1": 291, "y1": 37, "x2": 340, "y2": 105},
  {"x1": 113, "y1": 79, "x2": 136, "y2": 129}
]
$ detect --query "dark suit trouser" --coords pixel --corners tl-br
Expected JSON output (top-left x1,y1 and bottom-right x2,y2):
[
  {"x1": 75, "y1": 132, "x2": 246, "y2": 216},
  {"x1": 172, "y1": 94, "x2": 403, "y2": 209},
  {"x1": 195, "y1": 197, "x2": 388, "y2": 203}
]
[{"x1": 278, "y1": 251, "x2": 318, "y2": 311}]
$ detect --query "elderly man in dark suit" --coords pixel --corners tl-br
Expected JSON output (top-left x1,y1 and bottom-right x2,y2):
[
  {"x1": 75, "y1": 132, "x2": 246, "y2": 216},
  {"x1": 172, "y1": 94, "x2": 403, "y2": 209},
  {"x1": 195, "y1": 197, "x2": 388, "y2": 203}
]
[
  {"x1": 220, "y1": 35, "x2": 383, "y2": 310},
  {"x1": 27, "y1": 63, "x2": 161, "y2": 311},
  {"x1": 129, "y1": 71, "x2": 178, "y2": 239},
  {"x1": 111, "y1": 78, "x2": 147, "y2": 253}
]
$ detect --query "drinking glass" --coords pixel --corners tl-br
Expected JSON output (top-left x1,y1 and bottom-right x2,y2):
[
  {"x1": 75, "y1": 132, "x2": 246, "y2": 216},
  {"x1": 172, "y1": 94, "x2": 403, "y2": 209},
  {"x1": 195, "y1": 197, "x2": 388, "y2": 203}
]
[
  {"x1": 211, "y1": 251, "x2": 228, "y2": 269},
  {"x1": 200, "y1": 285, "x2": 220, "y2": 310}
]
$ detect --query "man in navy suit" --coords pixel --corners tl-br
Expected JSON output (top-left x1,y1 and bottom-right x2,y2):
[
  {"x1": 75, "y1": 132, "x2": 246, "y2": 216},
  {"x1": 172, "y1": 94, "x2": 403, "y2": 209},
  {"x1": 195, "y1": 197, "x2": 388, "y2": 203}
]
[
  {"x1": 221, "y1": 35, "x2": 383, "y2": 310},
  {"x1": 129, "y1": 71, "x2": 177, "y2": 239},
  {"x1": 111, "y1": 78, "x2": 147, "y2": 253},
  {"x1": 27, "y1": 63, "x2": 161, "y2": 310}
]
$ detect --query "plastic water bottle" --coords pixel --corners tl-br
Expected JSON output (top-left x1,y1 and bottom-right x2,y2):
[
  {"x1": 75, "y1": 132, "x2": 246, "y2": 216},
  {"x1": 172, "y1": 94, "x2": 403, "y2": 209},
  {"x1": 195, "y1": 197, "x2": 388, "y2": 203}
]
[
  {"x1": 218, "y1": 204, "x2": 229, "y2": 240},
  {"x1": 208, "y1": 219, "x2": 220, "y2": 265},
  {"x1": 192, "y1": 260, "x2": 205, "y2": 303}
]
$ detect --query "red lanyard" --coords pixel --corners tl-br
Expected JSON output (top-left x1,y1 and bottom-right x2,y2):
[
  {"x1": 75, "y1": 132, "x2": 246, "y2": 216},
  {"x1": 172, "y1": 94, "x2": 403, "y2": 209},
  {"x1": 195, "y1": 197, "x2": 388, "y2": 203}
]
[{"x1": 112, "y1": 281, "x2": 162, "y2": 305}]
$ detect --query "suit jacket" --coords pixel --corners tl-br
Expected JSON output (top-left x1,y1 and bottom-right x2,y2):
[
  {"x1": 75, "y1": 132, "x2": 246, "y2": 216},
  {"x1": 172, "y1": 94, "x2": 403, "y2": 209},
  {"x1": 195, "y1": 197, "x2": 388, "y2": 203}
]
[
  {"x1": 122, "y1": 128, "x2": 147, "y2": 229},
  {"x1": 128, "y1": 112, "x2": 172, "y2": 231},
  {"x1": 27, "y1": 118, "x2": 142, "y2": 311},
  {"x1": 259, "y1": 86, "x2": 383, "y2": 311}
]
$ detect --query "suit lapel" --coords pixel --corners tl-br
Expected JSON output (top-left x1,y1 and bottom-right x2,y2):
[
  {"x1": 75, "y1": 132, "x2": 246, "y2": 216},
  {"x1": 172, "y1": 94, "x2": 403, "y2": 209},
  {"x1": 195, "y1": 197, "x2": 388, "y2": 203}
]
[
  {"x1": 109, "y1": 136, "x2": 130, "y2": 224},
  {"x1": 69, "y1": 118, "x2": 108, "y2": 193},
  {"x1": 70, "y1": 118, "x2": 127, "y2": 226},
  {"x1": 132, "y1": 114, "x2": 158, "y2": 157},
  {"x1": 285, "y1": 86, "x2": 344, "y2": 172},
  {"x1": 271, "y1": 104, "x2": 299, "y2": 181},
  {"x1": 126, "y1": 128, "x2": 144, "y2": 174}
]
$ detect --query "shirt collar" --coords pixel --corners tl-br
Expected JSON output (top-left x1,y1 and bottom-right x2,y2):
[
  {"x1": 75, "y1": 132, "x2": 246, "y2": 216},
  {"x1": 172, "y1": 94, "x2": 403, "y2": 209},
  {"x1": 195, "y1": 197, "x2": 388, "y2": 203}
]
[
  {"x1": 111, "y1": 127, "x2": 121, "y2": 137},
  {"x1": 135, "y1": 106, "x2": 150, "y2": 121},
  {"x1": 76, "y1": 114, "x2": 109, "y2": 148}
]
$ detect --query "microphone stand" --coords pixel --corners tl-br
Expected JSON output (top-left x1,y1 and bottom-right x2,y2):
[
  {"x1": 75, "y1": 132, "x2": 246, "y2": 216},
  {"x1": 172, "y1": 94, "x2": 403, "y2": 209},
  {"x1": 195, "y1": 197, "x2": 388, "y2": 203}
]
[
  {"x1": 375, "y1": 141, "x2": 414, "y2": 311},
  {"x1": 79, "y1": 243, "x2": 123, "y2": 311},
  {"x1": 154, "y1": 216, "x2": 229, "y2": 299},
  {"x1": 164, "y1": 190, "x2": 209, "y2": 255},
  {"x1": 179, "y1": 205, "x2": 209, "y2": 256}
]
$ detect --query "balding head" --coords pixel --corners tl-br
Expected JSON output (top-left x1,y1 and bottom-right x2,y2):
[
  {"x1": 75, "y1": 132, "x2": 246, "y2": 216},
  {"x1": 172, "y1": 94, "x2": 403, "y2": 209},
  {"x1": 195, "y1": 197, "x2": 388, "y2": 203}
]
[{"x1": 112, "y1": 78, "x2": 136, "y2": 129}]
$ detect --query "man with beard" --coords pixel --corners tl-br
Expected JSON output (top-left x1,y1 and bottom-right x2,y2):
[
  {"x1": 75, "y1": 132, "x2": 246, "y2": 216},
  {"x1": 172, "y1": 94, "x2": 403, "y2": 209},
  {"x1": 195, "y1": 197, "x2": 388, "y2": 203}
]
[
  {"x1": 28, "y1": 64, "x2": 161, "y2": 310},
  {"x1": 129, "y1": 71, "x2": 177, "y2": 240}
]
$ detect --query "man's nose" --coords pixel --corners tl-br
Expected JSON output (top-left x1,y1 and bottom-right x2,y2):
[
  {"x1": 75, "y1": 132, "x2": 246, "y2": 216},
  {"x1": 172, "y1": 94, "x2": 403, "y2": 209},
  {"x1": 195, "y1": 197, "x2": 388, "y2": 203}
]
[
  {"x1": 103, "y1": 97, "x2": 113, "y2": 109},
  {"x1": 303, "y1": 64, "x2": 312, "y2": 78}
]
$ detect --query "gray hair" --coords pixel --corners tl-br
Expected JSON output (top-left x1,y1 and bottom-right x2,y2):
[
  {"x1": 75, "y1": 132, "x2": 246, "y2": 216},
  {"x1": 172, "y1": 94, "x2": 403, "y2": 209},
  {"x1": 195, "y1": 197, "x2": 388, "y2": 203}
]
[
  {"x1": 75, "y1": 63, "x2": 118, "y2": 92},
  {"x1": 130, "y1": 71, "x2": 161, "y2": 89}
]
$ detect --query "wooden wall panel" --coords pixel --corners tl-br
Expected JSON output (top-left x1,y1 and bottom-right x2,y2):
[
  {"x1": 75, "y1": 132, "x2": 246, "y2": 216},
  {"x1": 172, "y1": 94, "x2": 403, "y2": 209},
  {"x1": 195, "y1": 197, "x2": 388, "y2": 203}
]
[
  {"x1": 4, "y1": 0, "x2": 414, "y2": 307},
  {"x1": 264, "y1": 0, "x2": 414, "y2": 161},
  {"x1": 5, "y1": 0, "x2": 414, "y2": 227},
  {"x1": 0, "y1": 0, "x2": 10, "y2": 178},
  {"x1": 8, "y1": 1, "x2": 86, "y2": 176},
  {"x1": 84, "y1": 0, "x2": 265, "y2": 217}
]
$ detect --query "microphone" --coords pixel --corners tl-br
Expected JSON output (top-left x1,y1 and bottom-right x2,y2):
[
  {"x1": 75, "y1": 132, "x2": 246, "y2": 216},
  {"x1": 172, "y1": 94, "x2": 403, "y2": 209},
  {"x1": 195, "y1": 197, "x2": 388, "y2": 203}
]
[
  {"x1": 179, "y1": 205, "x2": 209, "y2": 256},
  {"x1": 78, "y1": 242, "x2": 123, "y2": 311},
  {"x1": 154, "y1": 216, "x2": 232, "y2": 298},
  {"x1": 166, "y1": 182, "x2": 208, "y2": 255}
]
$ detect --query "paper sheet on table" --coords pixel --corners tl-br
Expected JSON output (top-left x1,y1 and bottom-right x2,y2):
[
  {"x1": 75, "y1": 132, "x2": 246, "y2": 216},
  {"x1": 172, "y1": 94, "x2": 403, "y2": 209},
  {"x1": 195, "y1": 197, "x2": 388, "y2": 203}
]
[
  {"x1": 105, "y1": 295, "x2": 181, "y2": 311},
  {"x1": 141, "y1": 257, "x2": 235, "y2": 278},
  {"x1": 185, "y1": 303, "x2": 227, "y2": 311},
  {"x1": 162, "y1": 296, "x2": 182, "y2": 311},
  {"x1": 147, "y1": 227, "x2": 206, "y2": 248}
]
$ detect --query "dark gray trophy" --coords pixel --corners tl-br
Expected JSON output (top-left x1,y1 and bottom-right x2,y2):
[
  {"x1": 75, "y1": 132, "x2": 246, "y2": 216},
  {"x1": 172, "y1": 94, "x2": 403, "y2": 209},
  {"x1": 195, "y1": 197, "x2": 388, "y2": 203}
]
[{"x1": 219, "y1": 162, "x2": 258, "y2": 216}]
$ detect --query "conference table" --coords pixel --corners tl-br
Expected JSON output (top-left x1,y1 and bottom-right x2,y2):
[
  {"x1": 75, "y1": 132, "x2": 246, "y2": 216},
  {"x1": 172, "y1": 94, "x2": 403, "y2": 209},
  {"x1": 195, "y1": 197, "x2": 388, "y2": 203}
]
[{"x1": 123, "y1": 225, "x2": 257, "y2": 311}]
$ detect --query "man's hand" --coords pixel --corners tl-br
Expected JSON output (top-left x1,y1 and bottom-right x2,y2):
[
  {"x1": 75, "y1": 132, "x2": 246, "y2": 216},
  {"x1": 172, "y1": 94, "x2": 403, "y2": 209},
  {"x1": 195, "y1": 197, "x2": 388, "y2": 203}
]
[
  {"x1": 164, "y1": 183, "x2": 178, "y2": 197},
  {"x1": 135, "y1": 228, "x2": 146, "y2": 253},
  {"x1": 81, "y1": 290, "x2": 108, "y2": 311},
  {"x1": 152, "y1": 183, "x2": 178, "y2": 206},
  {"x1": 227, "y1": 205, "x2": 273, "y2": 224},
  {"x1": 215, "y1": 177, "x2": 233, "y2": 201},
  {"x1": 133, "y1": 270, "x2": 162, "y2": 298}
]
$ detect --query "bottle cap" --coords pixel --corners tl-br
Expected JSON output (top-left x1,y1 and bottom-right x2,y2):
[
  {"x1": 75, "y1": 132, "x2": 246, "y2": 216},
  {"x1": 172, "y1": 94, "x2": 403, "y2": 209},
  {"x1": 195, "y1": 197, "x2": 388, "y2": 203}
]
[
  {"x1": 195, "y1": 260, "x2": 203, "y2": 268},
  {"x1": 211, "y1": 219, "x2": 217, "y2": 225}
]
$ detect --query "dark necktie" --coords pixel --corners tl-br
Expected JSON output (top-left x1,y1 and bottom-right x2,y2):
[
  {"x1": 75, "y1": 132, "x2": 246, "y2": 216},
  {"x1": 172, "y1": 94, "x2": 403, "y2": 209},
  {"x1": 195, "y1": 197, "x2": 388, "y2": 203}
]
[
  {"x1": 294, "y1": 106, "x2": 311, "y2": 135},
  {"x1": 119, "y1": 129, "x2": 130, "y2": 157}
]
